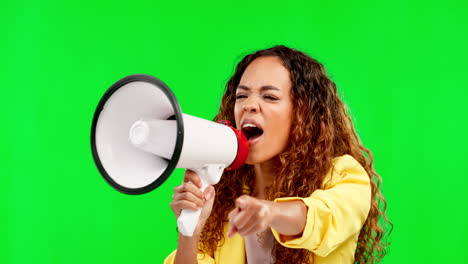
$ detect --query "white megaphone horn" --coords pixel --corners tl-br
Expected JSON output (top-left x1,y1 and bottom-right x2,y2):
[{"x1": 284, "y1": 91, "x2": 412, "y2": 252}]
[{"x1": 91, "y1": 74, "x2": 249, "y2": 236}]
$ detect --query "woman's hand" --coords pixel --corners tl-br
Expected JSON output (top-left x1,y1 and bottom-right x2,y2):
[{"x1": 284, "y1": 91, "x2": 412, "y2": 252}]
[
  {"x1": 170, "y1": 170, "x2": 216, "y2": 237},
  {"x1": 227, "y1": 195, "x2": 275, "y2": 238},
  {"x1": 227, "y1": 195, "x2": 308, "y2": 238}
]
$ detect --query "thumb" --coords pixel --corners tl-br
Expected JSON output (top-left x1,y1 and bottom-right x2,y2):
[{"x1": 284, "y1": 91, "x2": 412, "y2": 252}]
[
  {"x1": 236, "y1": 195, "x2": 248, "y2": 209},
  {"x1": 204, "y1": 185, "x2": 215, "y2": 201},
  {"x1": 228, "y1": 222, "x2": 238, "y2": 238}
]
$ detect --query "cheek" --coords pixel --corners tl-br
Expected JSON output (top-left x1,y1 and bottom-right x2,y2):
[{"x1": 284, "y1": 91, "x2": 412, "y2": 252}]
[
  {"x1": 275, "y1": 117, "x2": 291, "y2": 140},
  {"x1": 270, "y1": 108, "x2": 293, "y2": 142}
]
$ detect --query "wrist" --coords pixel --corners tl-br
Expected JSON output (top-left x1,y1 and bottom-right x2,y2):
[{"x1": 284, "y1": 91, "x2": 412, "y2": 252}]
[
  {"x1": 175, "y1": 232, "x2": 200, "y2": 264},
  {"x1": 267, "y1": 200, "x2": 280, "y2": 228},
  {"x1": 268, "y1": 200, "x2": 307, "y2": 236},
  {"x1": 178, "y1": 233, "x2": 200, "y2": 244}
]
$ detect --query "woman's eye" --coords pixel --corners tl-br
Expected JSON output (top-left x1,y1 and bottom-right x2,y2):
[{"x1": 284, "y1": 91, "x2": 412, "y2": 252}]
[
  {"x1": 235, "y1": 94, "x2": 247, "y2": 100},
  {"x1": 263, "y1": 95, "x2": 278, "y2": 100}
]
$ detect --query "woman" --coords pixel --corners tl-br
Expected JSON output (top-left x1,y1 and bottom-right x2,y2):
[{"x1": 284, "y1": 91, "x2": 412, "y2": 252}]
[{"x1": 165, "y1": 45, "x2": 391, "y2": 264}]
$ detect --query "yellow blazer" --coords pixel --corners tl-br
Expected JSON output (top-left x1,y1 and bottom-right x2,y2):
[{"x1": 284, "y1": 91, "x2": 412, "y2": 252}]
[{"x1": 164, "y1": 155, "x2": 371, "y2": 264}]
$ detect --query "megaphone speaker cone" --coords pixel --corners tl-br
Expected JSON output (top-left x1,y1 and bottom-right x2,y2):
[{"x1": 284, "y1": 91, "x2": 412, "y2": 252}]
[{"x1": 91, "y1": 74, "x2": 184, "y2": 195}]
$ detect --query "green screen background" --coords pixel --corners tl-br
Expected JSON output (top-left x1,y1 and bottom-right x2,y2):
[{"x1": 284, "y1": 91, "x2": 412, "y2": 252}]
[{"x1": 1, "y1": 0, "x2": 467, "y2": 263}]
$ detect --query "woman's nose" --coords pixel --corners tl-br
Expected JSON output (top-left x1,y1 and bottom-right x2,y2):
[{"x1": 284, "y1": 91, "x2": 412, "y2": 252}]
[{"x1": 243, "y1": 98, "x2": 259, "y2": 113}]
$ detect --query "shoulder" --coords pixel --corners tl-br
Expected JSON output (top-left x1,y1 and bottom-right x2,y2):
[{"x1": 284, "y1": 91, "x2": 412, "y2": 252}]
[
  {"x1": 331, "y1": 154, "x2": 367, "y2": 175},
  {"x1": 321, "y1": 154, "x2": 370, "y2": 189}
]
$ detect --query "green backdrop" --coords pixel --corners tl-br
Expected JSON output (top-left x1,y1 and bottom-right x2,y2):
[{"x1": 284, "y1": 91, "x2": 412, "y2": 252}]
[{"x1": 1, "y1": 0, "x2": 467, "y2": 263}]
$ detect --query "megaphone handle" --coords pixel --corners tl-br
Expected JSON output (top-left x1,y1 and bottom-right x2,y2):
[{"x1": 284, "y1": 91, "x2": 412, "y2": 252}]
[{"x1": 177, "y1": 173, "x2": 209, "y2": 237}]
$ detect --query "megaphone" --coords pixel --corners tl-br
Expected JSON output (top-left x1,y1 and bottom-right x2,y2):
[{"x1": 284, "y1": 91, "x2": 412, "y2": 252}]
[{"x1": 91, "y1": 74, "x2": 249, "y2": 236}]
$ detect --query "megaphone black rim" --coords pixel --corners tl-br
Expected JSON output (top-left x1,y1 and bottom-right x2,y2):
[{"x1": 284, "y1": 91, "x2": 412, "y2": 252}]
[{"x1": 91, "y1": 74, "x2": 184, "y2": 195}]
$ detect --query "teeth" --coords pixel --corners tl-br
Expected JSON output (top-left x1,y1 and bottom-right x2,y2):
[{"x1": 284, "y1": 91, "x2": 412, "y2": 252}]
[{"x1": 242, "y1": 123, "x2": 257, "y2": 129}]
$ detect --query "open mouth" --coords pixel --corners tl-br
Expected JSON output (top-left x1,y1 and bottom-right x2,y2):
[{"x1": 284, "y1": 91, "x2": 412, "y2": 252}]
[{"x1": 242, "y1": 126, "x2": 264, "y2": 142}]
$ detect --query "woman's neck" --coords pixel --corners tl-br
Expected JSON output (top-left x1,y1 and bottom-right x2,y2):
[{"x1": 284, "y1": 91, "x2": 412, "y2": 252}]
[{"x1": 252, "y1": 161, "x2": 275, "y2": 200}]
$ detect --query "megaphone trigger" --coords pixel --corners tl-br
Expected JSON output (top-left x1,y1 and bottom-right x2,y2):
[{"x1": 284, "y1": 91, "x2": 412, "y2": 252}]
[{"x1": 195, "y1": 164, "x2": 226, "y2": 185}]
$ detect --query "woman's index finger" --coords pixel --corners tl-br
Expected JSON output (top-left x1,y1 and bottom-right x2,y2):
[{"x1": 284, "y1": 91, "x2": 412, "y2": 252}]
[{"x1": 183, "y1": 169, "x2": 203, "y2": 188}]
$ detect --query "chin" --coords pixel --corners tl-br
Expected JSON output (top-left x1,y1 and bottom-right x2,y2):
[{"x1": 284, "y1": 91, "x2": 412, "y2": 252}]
[
  {"x1": 244, "y1": 152, "x2": 274, "y2": 165},
  {"x1": 244, "y1": 156, "x2": 262, "y2": 165}
]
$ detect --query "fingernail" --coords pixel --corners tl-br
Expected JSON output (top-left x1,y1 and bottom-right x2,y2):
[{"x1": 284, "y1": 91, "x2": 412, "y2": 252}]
[{"x1": 204, "y1": 191, "x2": 212, "y2": 200}]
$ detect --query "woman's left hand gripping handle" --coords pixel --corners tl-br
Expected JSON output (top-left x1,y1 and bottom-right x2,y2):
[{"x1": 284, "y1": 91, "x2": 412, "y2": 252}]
[{"x1": 170, "y1": 169, "x2": 216, "y2": 236}]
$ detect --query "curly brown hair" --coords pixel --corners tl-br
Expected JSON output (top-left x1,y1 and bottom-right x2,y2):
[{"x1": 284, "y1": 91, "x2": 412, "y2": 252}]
[{"x1": 199, "y1": 45, "x2": 392, "y2": 263}]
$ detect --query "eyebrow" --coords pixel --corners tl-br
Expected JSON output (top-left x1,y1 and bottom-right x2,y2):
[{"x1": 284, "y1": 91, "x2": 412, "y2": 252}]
[{"x1": 236, "y1": 85, "x2": 280, "y2": 91}]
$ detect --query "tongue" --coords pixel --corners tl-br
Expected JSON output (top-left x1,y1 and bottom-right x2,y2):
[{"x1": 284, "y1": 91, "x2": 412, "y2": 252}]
[{"x1": 248, "y1": 133, "x2": 262, "y2": 142}]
